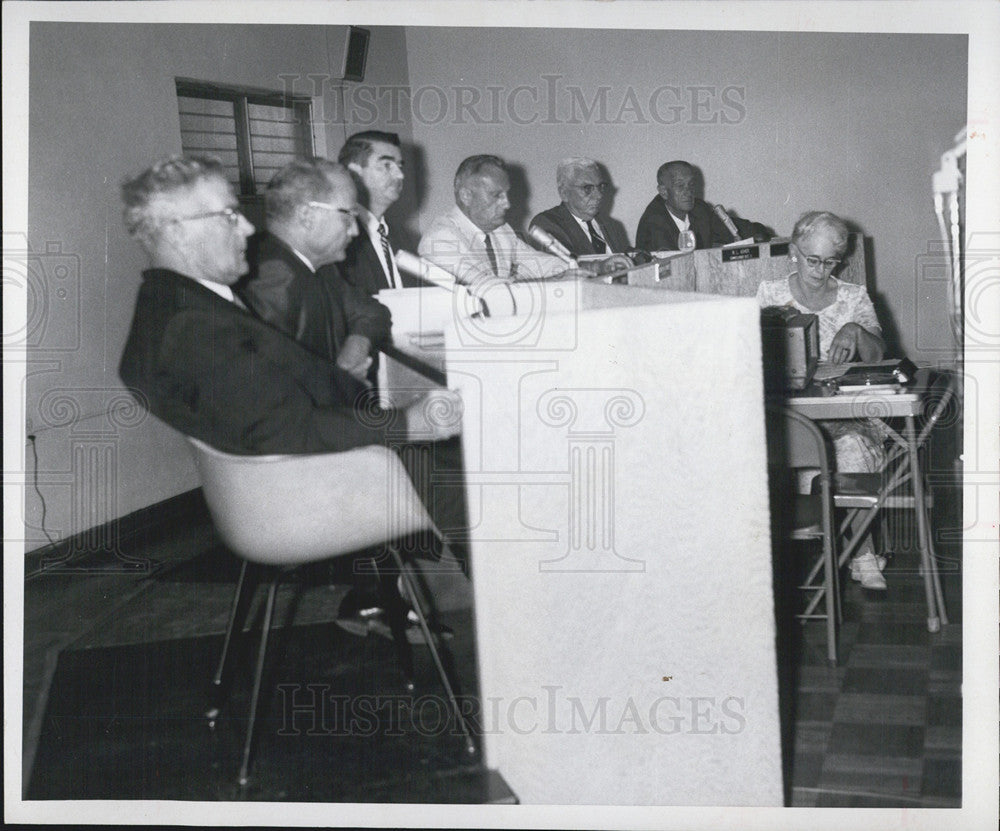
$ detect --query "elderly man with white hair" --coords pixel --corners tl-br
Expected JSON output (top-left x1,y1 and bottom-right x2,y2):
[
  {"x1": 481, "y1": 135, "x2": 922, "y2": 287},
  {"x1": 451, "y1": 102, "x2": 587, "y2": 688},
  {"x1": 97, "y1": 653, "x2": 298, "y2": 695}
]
[{"x1": 529, "y1": 156, "x2": 631, "y2": 258}]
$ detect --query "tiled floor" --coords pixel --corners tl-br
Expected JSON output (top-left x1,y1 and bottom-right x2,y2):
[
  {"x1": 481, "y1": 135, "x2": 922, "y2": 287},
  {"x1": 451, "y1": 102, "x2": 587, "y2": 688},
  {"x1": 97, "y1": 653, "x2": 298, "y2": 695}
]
[
  {"x1": 21, "y1": 473, "x2": 962, "y2": 805},
  {"x1": 785, "y1": 553, "x2": 962, "y2": 807}
]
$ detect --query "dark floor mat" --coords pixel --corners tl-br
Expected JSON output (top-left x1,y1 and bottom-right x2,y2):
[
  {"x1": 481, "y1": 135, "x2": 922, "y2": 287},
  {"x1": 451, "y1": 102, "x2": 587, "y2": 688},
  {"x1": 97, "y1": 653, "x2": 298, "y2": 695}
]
[{"x1": 27, "y1": 612, "x2": 490, "y2": 802}]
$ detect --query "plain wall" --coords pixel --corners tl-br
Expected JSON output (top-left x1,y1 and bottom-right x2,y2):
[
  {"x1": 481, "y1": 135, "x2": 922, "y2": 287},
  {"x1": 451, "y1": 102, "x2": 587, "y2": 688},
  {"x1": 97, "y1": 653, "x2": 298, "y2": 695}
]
[
  {"x1": 404, "y1": 28, "x2": 967, "y2": 362},
  {"x1": 24, "y1": 23, "x2": 413, "y2": 548}
]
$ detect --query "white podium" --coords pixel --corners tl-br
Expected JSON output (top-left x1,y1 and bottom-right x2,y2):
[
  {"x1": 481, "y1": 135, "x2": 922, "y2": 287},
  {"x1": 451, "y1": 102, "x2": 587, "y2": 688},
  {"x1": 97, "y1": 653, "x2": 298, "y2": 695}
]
[{"x1": 428, "y1": 280, "x2": 783, "y2": 805}]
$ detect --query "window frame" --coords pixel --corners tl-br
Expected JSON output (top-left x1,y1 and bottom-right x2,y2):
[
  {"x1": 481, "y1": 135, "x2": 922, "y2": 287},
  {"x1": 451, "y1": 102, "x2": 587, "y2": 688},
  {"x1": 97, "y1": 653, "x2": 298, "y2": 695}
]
[{"x1": 175, "y1": 78, "x2": 315, "y2": 199}]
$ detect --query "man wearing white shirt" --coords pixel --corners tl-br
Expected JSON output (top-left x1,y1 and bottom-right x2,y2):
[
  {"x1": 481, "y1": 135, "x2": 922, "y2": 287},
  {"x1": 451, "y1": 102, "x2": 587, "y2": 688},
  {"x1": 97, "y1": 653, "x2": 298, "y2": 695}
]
[
  {"x1": 418, "y1": 154, "x2": 567, "y2": 287},
  {"x1": 339, "y1": 131, "x2": 411, "y2": 295}
]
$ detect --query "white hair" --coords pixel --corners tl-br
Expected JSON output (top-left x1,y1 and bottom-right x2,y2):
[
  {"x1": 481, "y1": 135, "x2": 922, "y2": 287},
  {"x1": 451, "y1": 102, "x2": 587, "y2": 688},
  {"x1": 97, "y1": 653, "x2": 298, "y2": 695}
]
[{"x1": 556, "y1": 157, "x2": 600, "y2": 191}]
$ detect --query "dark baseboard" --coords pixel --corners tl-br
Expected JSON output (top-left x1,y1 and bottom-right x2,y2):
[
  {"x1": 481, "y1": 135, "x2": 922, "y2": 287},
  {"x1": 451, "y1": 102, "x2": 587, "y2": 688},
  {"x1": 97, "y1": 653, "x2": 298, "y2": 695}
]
[{"x1": 25, "y1": 488, "x2": 211, "y2": 578}]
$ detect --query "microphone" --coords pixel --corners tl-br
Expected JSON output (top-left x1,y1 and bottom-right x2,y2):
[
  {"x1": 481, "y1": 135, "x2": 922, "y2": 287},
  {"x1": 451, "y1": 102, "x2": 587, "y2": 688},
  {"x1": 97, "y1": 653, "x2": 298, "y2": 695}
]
[
  {"x1": 395, "y1": 250, "x2": 459, "y2": 293},
  {"x1": 396, "y1": 250, "x2": 510, "y2": 318},
  {"x1": 528, "y1": 225, "x2": 577, "y2": 267},
  {"x1": 713, "y1": 204, "x2": 741, "y2": 241}
]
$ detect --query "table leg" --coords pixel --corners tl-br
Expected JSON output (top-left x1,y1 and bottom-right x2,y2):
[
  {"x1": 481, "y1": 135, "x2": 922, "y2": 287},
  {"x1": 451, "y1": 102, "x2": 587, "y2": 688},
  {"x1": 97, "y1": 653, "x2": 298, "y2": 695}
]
[{"x1": 906, "y1": 416, "x2": 946, "y2": 632}]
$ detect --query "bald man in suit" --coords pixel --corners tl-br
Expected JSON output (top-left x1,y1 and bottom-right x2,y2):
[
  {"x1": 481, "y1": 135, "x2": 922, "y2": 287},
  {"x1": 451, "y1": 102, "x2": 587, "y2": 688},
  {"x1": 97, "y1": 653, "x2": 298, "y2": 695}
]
[{"x1": 636, "y1": 160, "x2": 771, "y2": 252}]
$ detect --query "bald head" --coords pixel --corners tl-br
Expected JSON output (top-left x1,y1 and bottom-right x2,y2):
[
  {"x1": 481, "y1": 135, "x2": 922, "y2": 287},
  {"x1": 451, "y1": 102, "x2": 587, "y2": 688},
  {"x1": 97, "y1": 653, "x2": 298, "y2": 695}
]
[
  {"x1": 265, "y1": 158, "x2": 359, "y2": 267},
  {"x1": 656, "y1": 160, "x2": 696, "y2": 219}
]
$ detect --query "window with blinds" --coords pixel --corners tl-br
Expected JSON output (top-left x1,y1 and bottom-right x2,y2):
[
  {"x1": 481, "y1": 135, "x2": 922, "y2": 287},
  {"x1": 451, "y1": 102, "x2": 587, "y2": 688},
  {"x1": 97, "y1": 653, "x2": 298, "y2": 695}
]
[{"x1": 175, "y1": 80, "x2": 314, "y2": 199}]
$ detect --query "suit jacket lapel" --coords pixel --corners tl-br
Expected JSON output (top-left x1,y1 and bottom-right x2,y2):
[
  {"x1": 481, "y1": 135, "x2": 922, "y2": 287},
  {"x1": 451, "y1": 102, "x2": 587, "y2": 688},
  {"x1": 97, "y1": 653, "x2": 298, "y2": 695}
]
[
  {"x1": 358, "y1": 225, "x2": 393, "y2": 293},
  {"x1": 553, "y1": 204, "x2": 596, "y2": 255}
]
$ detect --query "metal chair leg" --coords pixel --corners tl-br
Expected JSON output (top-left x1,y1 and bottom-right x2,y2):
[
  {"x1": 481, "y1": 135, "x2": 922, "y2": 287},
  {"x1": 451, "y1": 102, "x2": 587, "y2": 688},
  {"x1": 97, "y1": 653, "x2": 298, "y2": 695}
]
[
  {"x1": 823, "y1": 537, "x2": 838, "y2": 666},
  {"x1": 907, "y1": 417, "x2": 943, "y2": 632},
  {"x1": 387, "y1": 544, "x2": 476, "y2": 757},
  {"x1": 372, "y1": 557, "x2": 416, "y2": 691},
  {"x1": 207, "y1": 559, "x2": 253, "y2": 726},
  {"x1": 239, "y1": 574, "x2": 279, "y2": 787}
]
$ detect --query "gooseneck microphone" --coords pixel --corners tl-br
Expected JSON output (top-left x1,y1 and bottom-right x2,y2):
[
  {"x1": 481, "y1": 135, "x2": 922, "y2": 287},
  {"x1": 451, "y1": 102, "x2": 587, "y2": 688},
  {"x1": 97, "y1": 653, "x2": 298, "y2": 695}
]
[
  {"x1": 395, "y1": 250, "x2": 520, "y2": 319},
  {"x1": 395, "y1": 250, "x2": 459, "y2": 293},
  {"x1": 713, "y1": 204, "x2": 742, "y2": 241},
  {"x1": 528, "y1": 225, "x2": 577, "y2": 267}
]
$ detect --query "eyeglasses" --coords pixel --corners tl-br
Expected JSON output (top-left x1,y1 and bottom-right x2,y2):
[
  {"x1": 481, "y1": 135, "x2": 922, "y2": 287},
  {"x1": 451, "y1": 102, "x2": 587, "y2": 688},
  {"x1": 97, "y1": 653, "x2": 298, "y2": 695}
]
[
  {"x1": 170, "y1": 207, "x2": 244, "y2": 227},
  {"x1": 574, "y1": 183, "x2": 608, "y2": 197},
  {"x1": 308, "y1": 201, "x2": 357, "y2": 220},
  {"x1": 793, "y1": 244, "x2": 841, "y2": 271}
]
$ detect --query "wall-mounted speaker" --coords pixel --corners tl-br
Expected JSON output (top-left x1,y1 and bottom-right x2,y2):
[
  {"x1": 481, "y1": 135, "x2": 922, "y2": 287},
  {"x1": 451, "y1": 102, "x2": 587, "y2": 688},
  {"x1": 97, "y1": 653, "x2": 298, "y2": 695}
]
[{"x1": 342, "y1": 26, "x2": 370, "y2": 82}]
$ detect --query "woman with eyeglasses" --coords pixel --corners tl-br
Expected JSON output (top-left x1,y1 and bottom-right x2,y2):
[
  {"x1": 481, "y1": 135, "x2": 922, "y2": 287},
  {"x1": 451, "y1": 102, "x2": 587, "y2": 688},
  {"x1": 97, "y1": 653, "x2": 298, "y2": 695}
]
[{"x1": 757, "y1": 210, "x2": 889, "y2": 590}]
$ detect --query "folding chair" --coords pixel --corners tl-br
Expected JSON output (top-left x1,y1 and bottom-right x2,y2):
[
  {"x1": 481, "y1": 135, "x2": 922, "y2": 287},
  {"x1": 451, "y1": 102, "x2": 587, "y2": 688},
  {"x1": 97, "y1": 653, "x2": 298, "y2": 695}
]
[
  {"x1": 825, "y1": 370, "x2": 957, "y2": 631},
  {"x1": 765, "y1": 403, "x2": 840, "y2": 666}
]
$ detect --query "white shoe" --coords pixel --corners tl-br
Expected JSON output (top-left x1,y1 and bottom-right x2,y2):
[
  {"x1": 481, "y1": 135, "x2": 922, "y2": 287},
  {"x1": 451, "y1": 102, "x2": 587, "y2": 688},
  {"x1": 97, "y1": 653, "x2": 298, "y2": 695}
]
[
  {"x1": 850, "y1": 552, "x2": 887, "y2": 590},
  {"x1": 849, "y1": 553, "x2": 886, "y2": 576}
]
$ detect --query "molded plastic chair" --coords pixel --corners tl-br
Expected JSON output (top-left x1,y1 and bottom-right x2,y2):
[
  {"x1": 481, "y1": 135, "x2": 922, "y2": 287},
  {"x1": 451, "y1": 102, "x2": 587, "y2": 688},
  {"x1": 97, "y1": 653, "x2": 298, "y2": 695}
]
[
  {"x1": 765, "y1": 403, "x2": 840, "y2": 666},
  {"x1": 187, "y1": 438, "x2": 476, "y2": 785}
]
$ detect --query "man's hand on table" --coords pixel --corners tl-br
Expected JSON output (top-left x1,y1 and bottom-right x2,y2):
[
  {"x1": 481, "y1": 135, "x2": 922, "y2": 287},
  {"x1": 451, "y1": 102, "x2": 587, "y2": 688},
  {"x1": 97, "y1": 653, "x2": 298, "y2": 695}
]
[{"x1": 337, "y1": 334, "x2": 375, "y2": 384}]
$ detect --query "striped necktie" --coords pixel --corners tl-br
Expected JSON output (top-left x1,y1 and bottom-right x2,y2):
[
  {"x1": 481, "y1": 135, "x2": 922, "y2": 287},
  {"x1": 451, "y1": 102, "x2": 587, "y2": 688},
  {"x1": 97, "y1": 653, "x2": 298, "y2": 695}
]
[
  {"x1": 587, "y1": 220, "x2": 608, "y2": 254},
  {"x1": 378, "y1": 221, "x2": 396, "y2": 288}
]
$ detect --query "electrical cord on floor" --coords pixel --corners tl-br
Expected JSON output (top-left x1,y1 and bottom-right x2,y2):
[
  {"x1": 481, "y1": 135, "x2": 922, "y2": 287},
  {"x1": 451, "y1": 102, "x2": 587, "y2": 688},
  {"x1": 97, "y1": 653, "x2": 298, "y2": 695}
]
[{"x1": 27, "y1": 434, "x2": 59, "y2": 578}]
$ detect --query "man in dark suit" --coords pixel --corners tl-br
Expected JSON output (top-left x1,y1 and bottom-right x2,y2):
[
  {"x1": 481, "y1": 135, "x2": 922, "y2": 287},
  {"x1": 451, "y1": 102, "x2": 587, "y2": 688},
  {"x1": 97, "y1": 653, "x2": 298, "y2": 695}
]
[
  {"x1": 530, "y1": 157, "x2": 631, "y2": 257},
  {"x1": 236, "y1": 157, "x2": 390, "y2": 385},
  {"x1": 119, "y1": 154, "x2": 458, "y2": 454},
  {"x1": 635, "y1": 160, "x2": 771, "y2": 252},
  {"x1": 119, "y1": 155, "x2": 462, "y2": 639},
  {"x1": 338, "y1": 131, "x2": 417, "y2": 296}
]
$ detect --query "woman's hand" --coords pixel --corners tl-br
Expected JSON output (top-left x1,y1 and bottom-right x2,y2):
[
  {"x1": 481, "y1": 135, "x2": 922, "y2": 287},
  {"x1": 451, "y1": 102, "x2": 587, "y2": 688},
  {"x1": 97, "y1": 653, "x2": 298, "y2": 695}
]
[
  {"x1": 829, "y1": 322, "x2": 885, "y2": 364},
  {"x1": 828, "y1": 323, "x2": 861, "y2": 363}
]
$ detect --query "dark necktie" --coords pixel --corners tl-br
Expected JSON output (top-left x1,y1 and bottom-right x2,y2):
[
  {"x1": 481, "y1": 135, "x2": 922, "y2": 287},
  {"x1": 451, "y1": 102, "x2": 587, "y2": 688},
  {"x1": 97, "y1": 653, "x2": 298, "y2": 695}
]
[
  {"x1": 378, "y1": 221, "x2": 396, "y2": 288},
  {"x1": 587, "y1": 220, "x2": 608, "y2": 254},
  {"x1": 484, "y1": 232, "x2": 499, "y2": 276}
]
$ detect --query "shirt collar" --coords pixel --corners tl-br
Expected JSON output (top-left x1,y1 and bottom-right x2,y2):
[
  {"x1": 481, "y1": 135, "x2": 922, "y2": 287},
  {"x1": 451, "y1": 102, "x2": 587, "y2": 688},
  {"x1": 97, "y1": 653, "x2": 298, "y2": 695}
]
[
  {"x1": 666, "y1": 207, "x2": 690, "y2": 232},
  {"x1": 268, "y1": 231, "x2": 316, "y2": 272},
  {"x1": 358, "y1": 206, "x2": 385, "y2": 237},
  {"x1": 286, "y1": 245, "x2": 316, "y2": 272},
  {"x1": 568, "y1": 210, "x2": 600, "y2": 236},
  {"x1": 196, "y1": 279, "x2": 238, "y2": 304},
  {"x1": 451, "y1": 204, "x2": 496, "y2": 243}
]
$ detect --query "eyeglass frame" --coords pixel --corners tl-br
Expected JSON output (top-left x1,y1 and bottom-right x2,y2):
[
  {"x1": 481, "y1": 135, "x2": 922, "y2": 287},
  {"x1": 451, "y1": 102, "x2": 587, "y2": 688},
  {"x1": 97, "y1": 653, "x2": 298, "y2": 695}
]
[
  {"x1": 307, "y1": 201, "x2": 358, "y2": 220},
  {"x1": 573, "y1": 182, "x2": 609, "y2": 197},
  {"x1": 168, "y1": 207, "x2": 245, "y2": 227},
  {"x1": 792, "y1": 242, "x2": 842, "y2": 272}
]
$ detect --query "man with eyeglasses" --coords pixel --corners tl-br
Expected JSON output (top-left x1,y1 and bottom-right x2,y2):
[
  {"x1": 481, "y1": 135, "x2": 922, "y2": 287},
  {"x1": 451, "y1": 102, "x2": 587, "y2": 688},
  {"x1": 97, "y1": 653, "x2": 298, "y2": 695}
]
[
  {"x1": 338, "y1": 131, "x2": 418, "y2": 296},
  {"x1": 119, "y1": 154, "x2": 460, "y2": 456},
  {"x1": 636, "y1": 160, "x2": 771, "y2": 252},
  {"x1": 236, "y1": 157, "x2": 390, "y2": 385},
  {"x1": 529, "y1": 157, "x2": 631, "y2": 258}
]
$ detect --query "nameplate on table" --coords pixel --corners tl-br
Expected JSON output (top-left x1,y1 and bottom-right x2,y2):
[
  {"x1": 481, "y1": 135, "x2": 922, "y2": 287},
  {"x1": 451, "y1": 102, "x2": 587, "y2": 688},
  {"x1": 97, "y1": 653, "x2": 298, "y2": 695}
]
[
  {"x1": 769, "y1": 242, "x2": 790, "y2": 258},
  {"x1": 722, "y1": 246, "x2": 760, "y2": 263}
]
